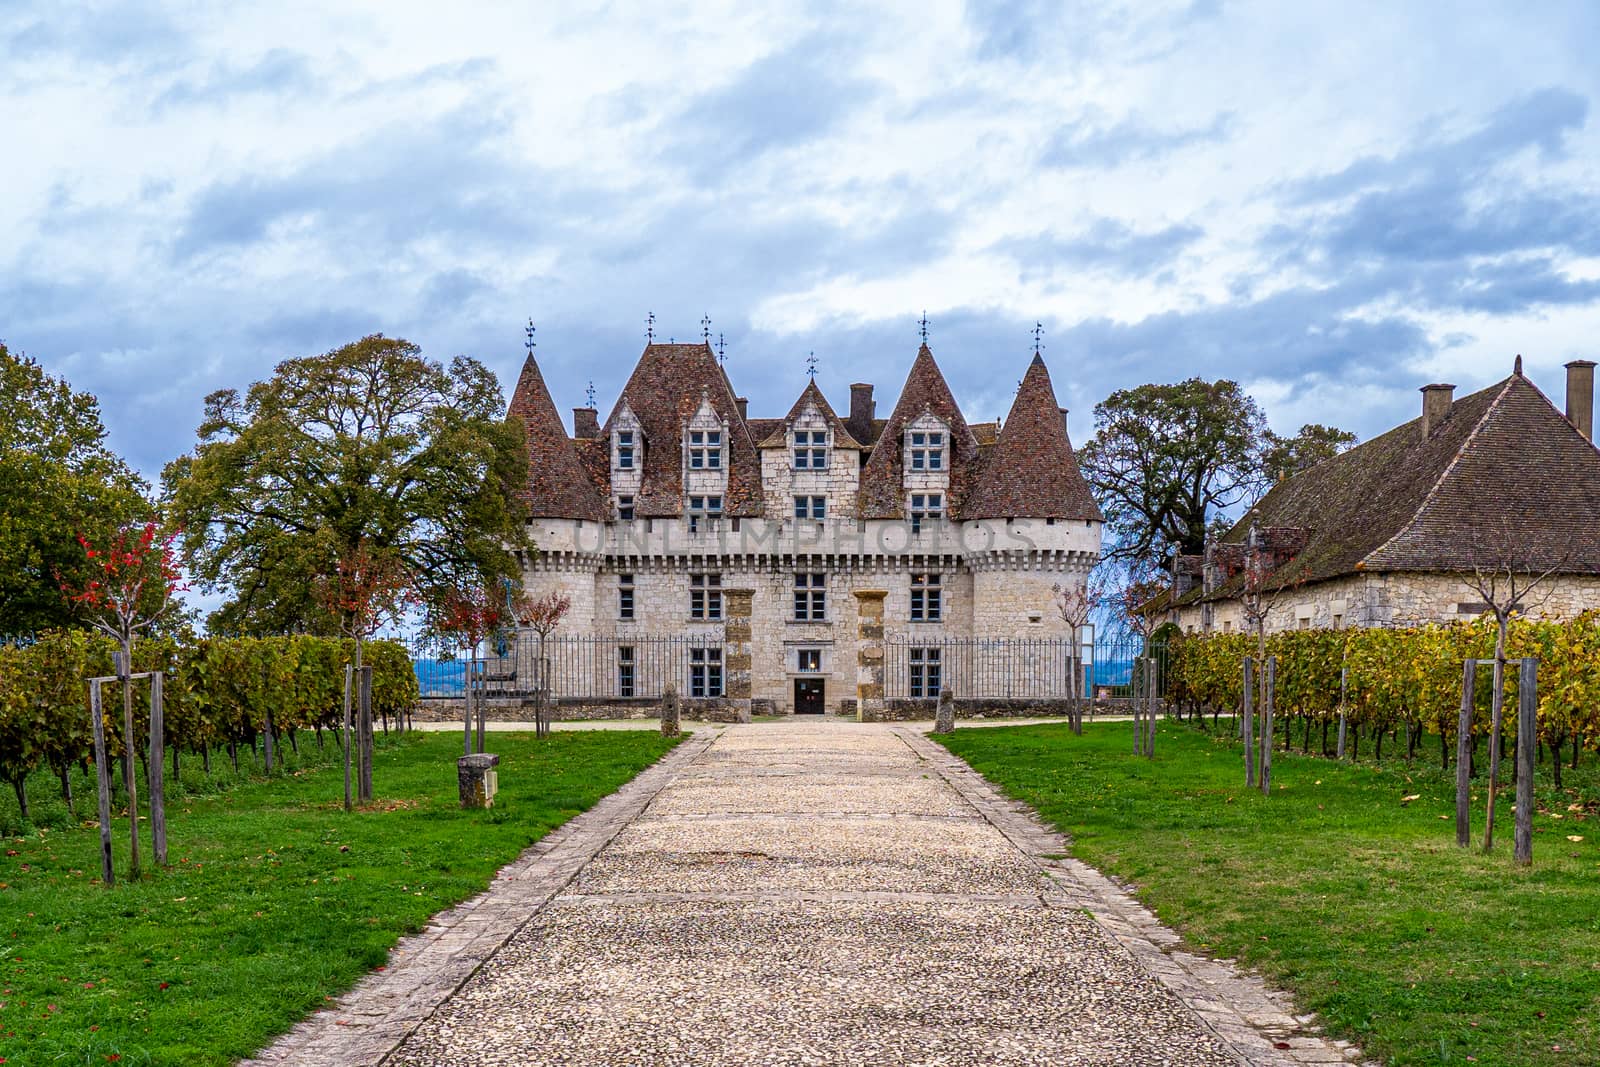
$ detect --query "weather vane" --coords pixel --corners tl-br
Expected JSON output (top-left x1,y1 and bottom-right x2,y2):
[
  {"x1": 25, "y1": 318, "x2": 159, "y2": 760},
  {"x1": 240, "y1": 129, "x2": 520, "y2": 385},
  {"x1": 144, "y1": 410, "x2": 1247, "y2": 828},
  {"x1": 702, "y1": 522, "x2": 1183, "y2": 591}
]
[
  {"x1": 646, "y1": 311, "x2": 655, "y2": 344},
  {"x1": 919, "y1": 310, "x2": 929, "y2": 343},
  {"x1": 717, "y1": 332, "x2": 727, "y2": 364},
  {"x1": 524, "y1": 318, "x2": 536, "y2": 355},
  {"x1": 702, "y1": 313, "x2": 712, "y2": 343},
  {"x1": 806, "y1": 350, "x2": 819, "y2": 379},
  {"x1": 585, "y1": 380, "x2": 596, "y2": 408},
  {"x1": 1033, "y1": 321, "x2": 1044, "y2": 357}
]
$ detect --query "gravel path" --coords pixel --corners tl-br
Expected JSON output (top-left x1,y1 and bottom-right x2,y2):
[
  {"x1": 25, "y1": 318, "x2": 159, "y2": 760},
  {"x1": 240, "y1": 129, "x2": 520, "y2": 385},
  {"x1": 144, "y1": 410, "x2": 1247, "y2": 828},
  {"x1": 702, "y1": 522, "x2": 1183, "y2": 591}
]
[{"x1": 248, "y1": 721, "x2": 1367, "y2": 1066}]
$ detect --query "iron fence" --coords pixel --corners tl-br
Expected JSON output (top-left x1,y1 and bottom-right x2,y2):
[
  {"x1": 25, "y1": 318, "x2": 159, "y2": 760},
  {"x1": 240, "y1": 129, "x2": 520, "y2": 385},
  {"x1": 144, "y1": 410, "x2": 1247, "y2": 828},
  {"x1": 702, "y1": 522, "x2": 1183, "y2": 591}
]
[{"x1": 415, "y1": 632, "x2": 725, "y2": 701}]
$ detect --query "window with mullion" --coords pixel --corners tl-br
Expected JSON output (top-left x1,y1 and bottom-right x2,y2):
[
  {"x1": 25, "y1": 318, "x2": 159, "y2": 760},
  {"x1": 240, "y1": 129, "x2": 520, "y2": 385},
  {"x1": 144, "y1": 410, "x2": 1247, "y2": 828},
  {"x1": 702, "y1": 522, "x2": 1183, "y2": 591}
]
[
  {"x1": 792, "y1": 572, "x2": 826, "y2": 621},
  {"x1": 618, "y1": 573, "x2": 635, "y2": 620},
  {"x1": 688, "y1": 429, "x2": 722, "y2": 470},
  {"x1": 910, "y1": 572, "x2": 942, "y2": 622},
  {"x1": 690, "y1": 646, "x2": 723, "y2": 697},
  {"x1": 793, "y1": 495, "x2": 826, "y2": 520},
  {"x1": 909, "y1": 492, "x2": 944, "y2": 534},
  {"x1": 615, "y1": 430, "x2": 635, "y2": 470},
  {"x1": 690, "y1": 573, "x2": 722, "y2": 620},
  {"x1": 909, "y1": 646, "x2": 942, "y2": 699},
  {"x1": 909, "y1": 430, "x2": 944, "y2": 471},
  {"x1": 687, "y1": 494, "x2": 723, "y2": 533},
  {"x1": 617, "y1": 646, "x2": 635, "y2": 697},
  {"x1": 792, "y1": 429, "x2": 828, "y2": 469}
]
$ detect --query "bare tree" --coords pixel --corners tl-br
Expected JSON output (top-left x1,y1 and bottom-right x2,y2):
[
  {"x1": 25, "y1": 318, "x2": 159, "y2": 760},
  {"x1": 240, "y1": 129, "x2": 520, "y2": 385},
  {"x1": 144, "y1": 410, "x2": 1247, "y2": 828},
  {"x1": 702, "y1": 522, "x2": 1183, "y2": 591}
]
[
  {"x1": 1462, "y1": 516, "x2": 1570, "y2": 853},
  {"x1": 515, "y1": 591, "x2": 572, "y2": 740},
  {"x1": 1053, "y1": 573, "x2": 1105, "y2": 735}
]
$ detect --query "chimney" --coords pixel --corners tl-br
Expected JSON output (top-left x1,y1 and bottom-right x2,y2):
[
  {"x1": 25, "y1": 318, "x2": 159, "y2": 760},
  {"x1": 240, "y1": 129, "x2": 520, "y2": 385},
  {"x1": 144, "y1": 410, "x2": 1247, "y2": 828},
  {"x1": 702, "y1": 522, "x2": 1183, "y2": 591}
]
[
  {"x1": 573, "y1": 407, "x2": 599, "y2": 438},
  {"x1": 849, "y1": 383, "x2": 874, "y2": 435},
  {"x1": 1060, "y1": 407, "x2": 1070, "y2": 437},
  {"x1": 1565, "y1": 360, "x2": 1595, "y2": 442},
  {"x1": 735, "y1": 396, "x2": 748, "y2": 421},
  {"x1": 1420, "y1": 383, "x2": 1455, "y2": 439}
]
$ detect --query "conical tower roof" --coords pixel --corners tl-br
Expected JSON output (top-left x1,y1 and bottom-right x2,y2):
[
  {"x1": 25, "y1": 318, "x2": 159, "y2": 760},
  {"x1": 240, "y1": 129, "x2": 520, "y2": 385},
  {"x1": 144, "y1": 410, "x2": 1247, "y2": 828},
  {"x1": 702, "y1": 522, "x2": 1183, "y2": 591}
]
[
  {"x1": 858, "y1": 343, "x2": 981, "y2": 517},
  {"x1": 508, "y1": 352, "x2": 606, "y2": 521},
  {"x1": 966, "y1": 354, "x2": 1103, "y2": 521}
]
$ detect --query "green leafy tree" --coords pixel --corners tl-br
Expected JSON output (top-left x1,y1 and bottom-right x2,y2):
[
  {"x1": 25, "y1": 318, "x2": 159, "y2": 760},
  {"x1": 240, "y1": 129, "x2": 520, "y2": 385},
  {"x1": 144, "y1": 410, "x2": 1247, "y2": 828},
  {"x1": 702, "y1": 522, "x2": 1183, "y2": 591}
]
[
  {"x1": 1080, "y1": 379, "x2": 1269, "y2": 565},
  {"x1": 162, "y1": 334, "x2": 530, "y2": 633},
  {"x1": 0, "y1": 342, "x2": 147, "y2": 633},
  {"x1": 1262, "y1": 423, "x2": 1358, "y2": 484}
]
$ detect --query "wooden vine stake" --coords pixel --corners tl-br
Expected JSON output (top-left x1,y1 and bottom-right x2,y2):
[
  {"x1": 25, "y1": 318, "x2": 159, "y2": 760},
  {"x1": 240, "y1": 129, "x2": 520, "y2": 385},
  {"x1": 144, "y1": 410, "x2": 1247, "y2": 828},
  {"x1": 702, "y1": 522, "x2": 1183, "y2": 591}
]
[
  {"x1": 1514, "y1": 657, "x2": 1537, "y2": 866},
  {"x1": 1242, "y1": 656, "x2": 1255, "y2": 787},
  {"x1": 88, "y1": 679, "x2": 115, "y2": 885},
  {"x1": 1259, "y1": 655, "x2": 1275, "y2": 796},
  {"x1": 1456, "y1": 659, "x2": 1476, "y2": 848}
]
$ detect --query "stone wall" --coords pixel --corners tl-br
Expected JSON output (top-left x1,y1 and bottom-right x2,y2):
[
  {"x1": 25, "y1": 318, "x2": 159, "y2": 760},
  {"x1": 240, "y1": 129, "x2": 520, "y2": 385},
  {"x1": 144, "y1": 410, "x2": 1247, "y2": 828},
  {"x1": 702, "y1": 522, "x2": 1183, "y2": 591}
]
[{"x1": 1177, "y1": 570, "x2": 1600, "y2": 634}]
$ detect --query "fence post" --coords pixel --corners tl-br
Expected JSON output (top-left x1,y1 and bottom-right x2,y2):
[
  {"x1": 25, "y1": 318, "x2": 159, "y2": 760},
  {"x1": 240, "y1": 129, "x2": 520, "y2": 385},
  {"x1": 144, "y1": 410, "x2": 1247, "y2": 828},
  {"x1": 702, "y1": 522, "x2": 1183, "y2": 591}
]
[
  {"x1": 89, "y1": 680, "x2": 114, "y2": 886},
  {"x1": 854, "y1": 590, "x2": 887, "y2": 722},
  {"x1": 1242, "y1": 656, "x2": 1255, "y2": 787},
  {"x1": 1260, "y1": 655, "x2": 1275, "y2": 796},
  {"x1": 1456, "y1": 659, "x2": 1475, "y2": 848},
  {"x1": 148, "y1": 671, "x2": 166, "y2": 867},
  {"x1": 1514, "y1": 657, "x2": 1537, "y2": 866}
]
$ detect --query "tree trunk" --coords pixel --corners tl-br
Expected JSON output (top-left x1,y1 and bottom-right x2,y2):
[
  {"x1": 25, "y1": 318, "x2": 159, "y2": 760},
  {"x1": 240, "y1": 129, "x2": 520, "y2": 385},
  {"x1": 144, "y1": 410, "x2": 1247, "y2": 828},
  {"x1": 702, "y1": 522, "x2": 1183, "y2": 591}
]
[
  {"x1": 11, "y1": 776, "x2": 28, "y2": 820},
  {"x1": 288, "y1": 727, "x2": 299, "y2": 756},
  {"x1": 202, "y1": 743, "x2": 211, "y2": 775},
  {"x1": 120, "y1": 642, "x2": 142, "y2": 879},
  {"x1": 58, "y1": 764, "x2": 74, "y2": 817},
  {"x1": 1552, "y1": 735, "x2": 1564, "y2": 789},
  {"x1": 1374, "y1": 725, "x2": 1384, "y2": 762}
]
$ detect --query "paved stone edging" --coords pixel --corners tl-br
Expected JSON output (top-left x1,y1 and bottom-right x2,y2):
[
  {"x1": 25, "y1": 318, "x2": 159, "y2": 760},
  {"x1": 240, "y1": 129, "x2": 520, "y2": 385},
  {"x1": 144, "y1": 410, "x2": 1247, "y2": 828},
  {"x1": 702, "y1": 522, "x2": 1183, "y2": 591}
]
[
  {"x1": 239, "y1": 732, "x2": 717, "y2": 1067},
  {"x1": 896, "y1": 727, "x2": 1373, "y2": 1067}
]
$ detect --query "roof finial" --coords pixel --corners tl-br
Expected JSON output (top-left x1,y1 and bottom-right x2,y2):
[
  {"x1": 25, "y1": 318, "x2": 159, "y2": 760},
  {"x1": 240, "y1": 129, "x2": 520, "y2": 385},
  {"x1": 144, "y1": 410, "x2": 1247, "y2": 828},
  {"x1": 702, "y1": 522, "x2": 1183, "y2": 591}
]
[
  {"x1": 806, "y1": 350, "x2": 819, "y2": 379},
  {"x1": 717, "y1": 331, "x2": 727, "y2": 364},
  {"x1": 585, "y1": 380, "x2": 596, "y2": 409},
  {"x1": 702, "y1": 313, "x2": 712, "y2": 344},
  {"x1": 919, "y1": 310, "x2": 929, "y2": 344},
  {"x1": 1514, "y1": 353, "x2": 1523, "y2": 376},
  {"x1": 646, "y1": 311, "x2": 655, "y2": 344},
  {"x1": 1033, "y1": 321, "x2": 1044, "y2": 358},
  {"x1": 524, "y1": 317, "x2": 536, "y2": 355}
]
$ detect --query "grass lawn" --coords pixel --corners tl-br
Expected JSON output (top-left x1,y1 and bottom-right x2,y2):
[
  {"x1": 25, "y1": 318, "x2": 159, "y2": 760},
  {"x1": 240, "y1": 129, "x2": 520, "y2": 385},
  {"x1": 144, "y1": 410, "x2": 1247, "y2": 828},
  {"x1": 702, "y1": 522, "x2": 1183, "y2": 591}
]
[
  {"x1": 937, "y1": 719, "x2": 1600, "y2": 1067},
  {"x1": 0, "y1": 729, "x2": 679, "y2": 1066}
]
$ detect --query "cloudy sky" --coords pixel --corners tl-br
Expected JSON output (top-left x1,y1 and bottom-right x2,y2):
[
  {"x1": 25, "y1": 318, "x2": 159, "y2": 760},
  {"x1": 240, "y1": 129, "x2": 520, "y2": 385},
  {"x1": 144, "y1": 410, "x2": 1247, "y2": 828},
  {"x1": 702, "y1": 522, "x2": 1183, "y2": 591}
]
[{"x1": 6, "y1": 0, "x2": 1600, "y2": 485}]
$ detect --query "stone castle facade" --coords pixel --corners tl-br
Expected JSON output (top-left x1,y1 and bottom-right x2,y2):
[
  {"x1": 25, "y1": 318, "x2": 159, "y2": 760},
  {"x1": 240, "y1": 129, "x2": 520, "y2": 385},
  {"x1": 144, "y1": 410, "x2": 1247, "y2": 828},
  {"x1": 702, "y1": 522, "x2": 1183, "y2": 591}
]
[{"x1": 508, "y1": 339, "x2": 1103, "y2": 714}]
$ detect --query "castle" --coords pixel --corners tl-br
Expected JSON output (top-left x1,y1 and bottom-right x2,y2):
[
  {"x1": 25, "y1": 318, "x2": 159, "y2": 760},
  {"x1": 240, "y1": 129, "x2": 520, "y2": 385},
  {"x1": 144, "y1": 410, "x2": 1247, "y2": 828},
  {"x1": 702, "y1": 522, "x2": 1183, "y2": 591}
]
[{"x1": 507, "y1": 338, "x2": 1102, "y2": 715}]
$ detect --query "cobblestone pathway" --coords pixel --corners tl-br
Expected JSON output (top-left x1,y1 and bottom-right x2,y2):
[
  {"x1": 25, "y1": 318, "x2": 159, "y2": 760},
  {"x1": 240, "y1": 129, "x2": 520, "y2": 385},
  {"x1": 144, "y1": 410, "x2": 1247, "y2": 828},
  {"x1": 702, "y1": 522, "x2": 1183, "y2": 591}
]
[{"x1": 247, "y1": 721, "x2": 1367, "y2": 1066}]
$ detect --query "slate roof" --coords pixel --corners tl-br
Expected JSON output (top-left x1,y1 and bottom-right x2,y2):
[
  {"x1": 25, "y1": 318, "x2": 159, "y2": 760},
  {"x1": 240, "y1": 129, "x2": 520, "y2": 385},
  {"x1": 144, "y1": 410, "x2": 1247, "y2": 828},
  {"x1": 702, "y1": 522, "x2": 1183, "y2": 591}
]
[
  {"x1": 507, "y1": 354, "x2": 607, "y2": 521},
  {"x1": 600, "y1": 343, "x2": 763, "y2": 517},
  {"x1": 965, "y1": 354, "x2": 1104, "y2": 522},
  {"x1": 1196, "y1": 368, "x2": 1600, "y2": 600},
  {"x1": 758, "y1": 379, "x2": 863, "y2": 450},
  {"x1": 857, "y1": 344, "x2": 983, "y2": 518}
]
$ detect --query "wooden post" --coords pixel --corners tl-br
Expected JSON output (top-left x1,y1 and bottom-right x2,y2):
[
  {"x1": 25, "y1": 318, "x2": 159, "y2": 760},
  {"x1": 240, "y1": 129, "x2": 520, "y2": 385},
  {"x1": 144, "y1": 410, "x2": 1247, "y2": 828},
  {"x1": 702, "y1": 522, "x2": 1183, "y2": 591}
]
[
  {"x1": 1337, "y1": 667, "x2": 1348, "y2": 759},
  {"x1": 1456, "y1": 659, "x2": 1475, "y2": 848},
  {"x1": 475, "y1": 658, "x2": 488, "y2": 754},
  {"x1": 1260, "y1": 656, "x2": 1275, "y2": 796},
  {"x1": 1514, "y1": 657, "x2": 1537, "y2": 866},
  {"x1": 116, "y1": 650, "x2": 141, "y2": 878},
  {"x1": 342, "y1": 663, "x2": 353, "y2": 812},
  {"x1": 89, "y1": 680, "x2": 114, "y2": 886},
  {"x1": 148, "y1": 672, "x2": 167, "y2": 867},
  {"x1": 263, "y1": 705, "x2": 275, "y2": 773},
  {"x1": 1242, "y1": 656, "x2": 1255, "y2": 787},
  {"x1": 358, "y1": 666, "x2": 374, "y2": 803},
  {"x1": 1132, "y1": 660, "x2": 1144, "y2": 755}
]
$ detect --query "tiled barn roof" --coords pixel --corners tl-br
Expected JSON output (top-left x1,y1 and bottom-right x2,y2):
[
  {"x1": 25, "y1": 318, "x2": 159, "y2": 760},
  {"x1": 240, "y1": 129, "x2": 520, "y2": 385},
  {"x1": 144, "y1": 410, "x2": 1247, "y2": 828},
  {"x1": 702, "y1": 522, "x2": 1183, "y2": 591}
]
[
  {"x1": 1199, "y1": 367, "x2": 1600, "y2": 599},
  {"x1": 965, "y1": 354, "x2": 1103, "y2": 522}
]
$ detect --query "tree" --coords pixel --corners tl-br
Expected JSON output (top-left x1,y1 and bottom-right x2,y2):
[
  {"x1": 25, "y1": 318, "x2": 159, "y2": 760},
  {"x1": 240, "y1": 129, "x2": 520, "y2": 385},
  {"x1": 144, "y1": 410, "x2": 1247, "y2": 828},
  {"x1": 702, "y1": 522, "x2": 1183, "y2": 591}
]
[
  {"x1": 1262, "y1": 424, "x2": 1358, "y2": 485},
  {"x1": 1080, "y1": 380, "x2": 1356, "y2": 568},
  {"x1": 163, "y1": 334, "x2": 530, "y2": 634},
  {"x1": 426, "y1": 580, "x2": 511, "y2": 756},
  {"x1": 515, "y1": 591, "x2": 571, "y2": 740},
  {"x1": 0, "y1": 342, "x2": 147, "y2": 634},
  {"x1": 1460, "y1": 516, "x2": 1570, "y2": 857},
  {"x1": 1080, "y1": 379, "x2": 1269, "y2": 565},
  {"x1": 312, "y1": 539, "x2": 411, "y2": 808},
  {"x1": 1053, "y1": 574, "x2": 1104, "y2": 736},
  {"x1": 62, "y1": 522, "x2": 187, "y2": 876}
]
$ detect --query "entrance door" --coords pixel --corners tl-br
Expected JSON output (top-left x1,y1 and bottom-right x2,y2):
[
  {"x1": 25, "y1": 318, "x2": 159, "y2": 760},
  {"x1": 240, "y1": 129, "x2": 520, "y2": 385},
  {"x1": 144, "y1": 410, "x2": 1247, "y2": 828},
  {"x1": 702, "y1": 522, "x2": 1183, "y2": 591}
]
[{"x1": 794, "y1": 677, "x2": 825, "y2": 714}]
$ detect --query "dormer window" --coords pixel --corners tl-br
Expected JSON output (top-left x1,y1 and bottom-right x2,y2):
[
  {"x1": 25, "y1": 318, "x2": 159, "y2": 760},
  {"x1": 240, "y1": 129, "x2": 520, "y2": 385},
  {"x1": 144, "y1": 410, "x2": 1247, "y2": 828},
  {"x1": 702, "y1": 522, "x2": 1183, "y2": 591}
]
[
  {"x1": 687, "y1": 494, "x2": 722, "y2": 533},
  {"x1": 615, "y1": 430, "x2": 635, "y2": 470},
  {"x1": 689, "y1": 430, "x2": 722, "y2": 470},
  {"x1": 793, "y1": 429, "x2": 828, "y2": 469},
  {"x1": 909, "y1": 431, "x2": 944, "y2": 471},
  {"x1": 909, "y1": 492, "x2": 943, "y2": 533},
  {"x1": 616, "y1": 495, "x2": 634, "y2": 521}
]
